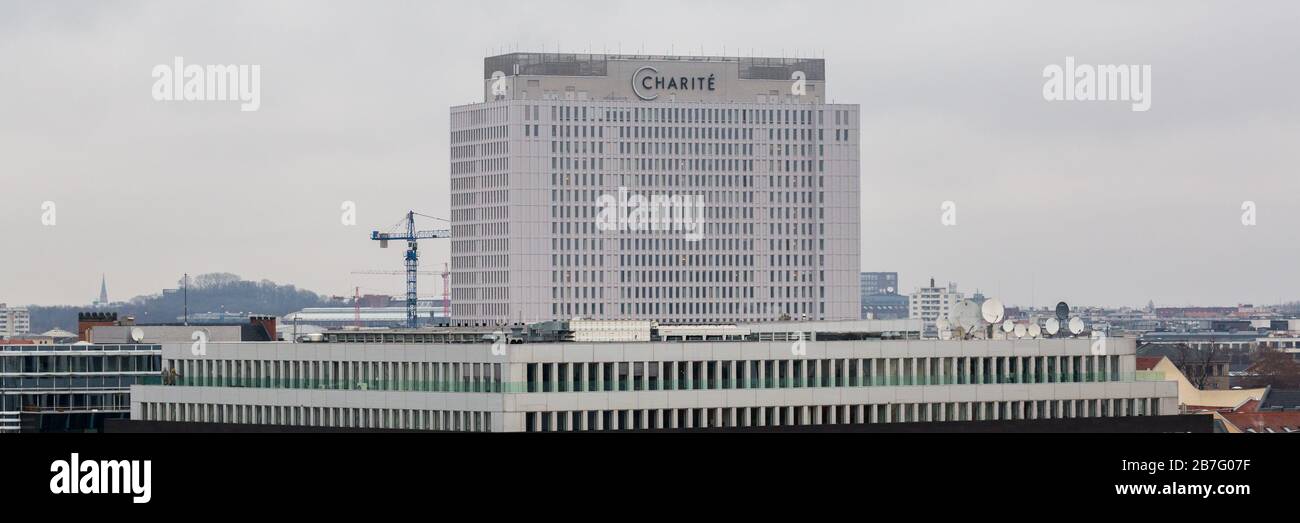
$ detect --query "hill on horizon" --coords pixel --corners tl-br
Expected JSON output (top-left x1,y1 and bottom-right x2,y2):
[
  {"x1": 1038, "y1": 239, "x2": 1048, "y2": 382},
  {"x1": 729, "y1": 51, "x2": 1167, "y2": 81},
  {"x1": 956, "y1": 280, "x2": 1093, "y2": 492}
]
[{"x1": 24, "y1": 272, "x2": 343, "y2": 334}]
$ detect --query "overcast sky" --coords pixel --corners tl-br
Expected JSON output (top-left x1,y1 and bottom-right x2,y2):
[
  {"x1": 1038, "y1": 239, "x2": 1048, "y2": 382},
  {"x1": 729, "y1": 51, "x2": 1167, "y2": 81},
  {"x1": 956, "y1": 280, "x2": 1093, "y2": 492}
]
[{"x1": 2, "y1": 0, "x2": 1297, "y2": 309}]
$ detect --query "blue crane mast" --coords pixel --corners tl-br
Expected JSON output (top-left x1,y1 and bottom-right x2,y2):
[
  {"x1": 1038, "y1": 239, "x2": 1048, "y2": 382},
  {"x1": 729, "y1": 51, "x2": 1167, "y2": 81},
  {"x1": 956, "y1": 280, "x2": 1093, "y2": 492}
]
[{"x1": 369, "y1": 211, "x2": 450, "y2": 328}]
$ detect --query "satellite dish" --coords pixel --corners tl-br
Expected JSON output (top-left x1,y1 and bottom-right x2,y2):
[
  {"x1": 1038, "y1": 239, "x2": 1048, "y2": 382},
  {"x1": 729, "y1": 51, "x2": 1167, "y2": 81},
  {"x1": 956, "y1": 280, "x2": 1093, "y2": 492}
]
[
  {"x1": 1002, "y1": 319, "x2": 1015, "y2": 333},
  {"x1": 954, "y1": 300, "x2": 983, "y2": 331},
  {"x1": 936, "y1": 318, "x2": 951, "y2": 339},
  {"x1": 886, "y1": 286, "x2": 895, "y2": 293},
  {"x1": 1028, "y1": 323, "x2": 1042, "y2": 339},
  {"x1": 981, "y1": 298, "x2": 1005, "y2": 324},
  {"x1": 129, "y1": 327, "x2": 145, "y2": 343},
  {"x1": 1013, "y1": 323, "x2": 1027, "y2": 339},
  {"x1": 1068, "y1": 316, "x2": 1085, "y2": 335},
  {"x1": 1045, "y1": 317, "x2": 1060, "y2": 336},
  {"x1": 1055, "y1": 301, "x2": 1070, "y2": 321}
]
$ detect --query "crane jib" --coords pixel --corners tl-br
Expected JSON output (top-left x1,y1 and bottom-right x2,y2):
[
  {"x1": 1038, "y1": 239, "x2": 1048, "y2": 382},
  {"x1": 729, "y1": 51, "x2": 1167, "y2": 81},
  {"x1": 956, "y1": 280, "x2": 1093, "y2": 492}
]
[{"x1": 368, "y1": 211, "x2": 451, "y2": 328}]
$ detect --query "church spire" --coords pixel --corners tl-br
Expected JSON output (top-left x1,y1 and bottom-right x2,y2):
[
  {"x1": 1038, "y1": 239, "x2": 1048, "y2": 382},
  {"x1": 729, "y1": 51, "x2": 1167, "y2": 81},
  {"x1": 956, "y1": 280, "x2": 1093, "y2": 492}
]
[{"x1": 97, "y1": 274, "x2": 108, "y2": 306}]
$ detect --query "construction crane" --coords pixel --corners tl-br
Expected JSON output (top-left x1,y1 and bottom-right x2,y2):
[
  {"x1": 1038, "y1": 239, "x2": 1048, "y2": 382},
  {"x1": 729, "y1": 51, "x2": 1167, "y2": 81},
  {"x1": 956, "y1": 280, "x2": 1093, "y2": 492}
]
[
  {"x1": 369, "y1": 211, "x2": 449, "y2": 328},
  {"x1": 352, "y1": 270, "x2": 440, "y2": 276}
]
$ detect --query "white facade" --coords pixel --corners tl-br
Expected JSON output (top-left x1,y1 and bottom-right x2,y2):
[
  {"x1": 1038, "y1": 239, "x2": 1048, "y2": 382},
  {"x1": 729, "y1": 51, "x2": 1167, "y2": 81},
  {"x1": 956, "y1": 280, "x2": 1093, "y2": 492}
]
[
  {"x1": 131, "y1": 336, "x2": 1177, "y2": 432},
  {"x1": 450, "y1": 53, "x2": 860, "y2": 326},
  {"x1": 0, "y1": 304, "x2": 31, "y2": 337},
  {"x1": 909, "y1": 282, "x2": 963, "y2": 336}
]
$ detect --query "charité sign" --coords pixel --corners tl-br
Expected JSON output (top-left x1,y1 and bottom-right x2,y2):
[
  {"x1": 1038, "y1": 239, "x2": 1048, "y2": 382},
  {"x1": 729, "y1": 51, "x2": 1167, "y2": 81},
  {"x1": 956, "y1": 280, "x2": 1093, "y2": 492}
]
[{"x1": 631, "y1": 65, "x2": 717, "y2": 100}]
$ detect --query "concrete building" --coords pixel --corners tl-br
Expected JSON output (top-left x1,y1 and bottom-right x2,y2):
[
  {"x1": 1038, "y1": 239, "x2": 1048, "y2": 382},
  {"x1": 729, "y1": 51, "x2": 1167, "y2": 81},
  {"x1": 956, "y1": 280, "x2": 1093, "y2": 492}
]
[
  {"x1": 128, "y1": 321, "x2": 1176, "y2": 432},
  {"x1": 860, "y1": 272, "x2": 898, "y2": 297},
  {"x1": 449, "y1": 53, "x2": 861, "y2": 326},
  {"x1": 909, "y1": 279, "x2": 964, "y2": 337},
  {"x1": 860, "y1": 272, "x2": 907, "y2": 320},
  {"x1": 0, "y1": 304, "x2": 31, "y2": 338}
]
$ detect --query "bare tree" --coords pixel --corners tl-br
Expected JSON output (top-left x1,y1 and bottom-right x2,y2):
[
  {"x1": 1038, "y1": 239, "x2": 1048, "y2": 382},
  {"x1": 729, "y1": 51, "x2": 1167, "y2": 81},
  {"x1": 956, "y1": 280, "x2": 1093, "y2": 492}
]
[
  {"x1": 1170, "y1": 340, "x2": 1223, "y2": 390},
  {"x1": 1244, "y1": 348, "x2": 1300, "y2": 389}
]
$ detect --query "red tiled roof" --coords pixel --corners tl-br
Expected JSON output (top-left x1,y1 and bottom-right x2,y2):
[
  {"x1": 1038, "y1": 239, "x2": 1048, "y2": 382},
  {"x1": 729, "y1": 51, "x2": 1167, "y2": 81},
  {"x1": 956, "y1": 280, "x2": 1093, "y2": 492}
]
[
  {"x1": 1185, "y1": 405, "x2": 1231, "y2": 413},
  {"x1": 1135, "y1": 357, "x2": 1163, "y2": 371},
  {"x1": 1220, "y1": 412, "x2": 1300, "y2": 433},
  {"x1": 1187, "y1": 399, "x2": 1262, "y2": 414}
]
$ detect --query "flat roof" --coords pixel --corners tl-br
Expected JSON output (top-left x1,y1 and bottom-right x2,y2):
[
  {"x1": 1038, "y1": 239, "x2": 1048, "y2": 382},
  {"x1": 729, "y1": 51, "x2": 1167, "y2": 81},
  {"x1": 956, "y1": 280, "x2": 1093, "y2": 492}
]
[{"x1": 484, "y1": 52, "x2": 825, "y2": 81}]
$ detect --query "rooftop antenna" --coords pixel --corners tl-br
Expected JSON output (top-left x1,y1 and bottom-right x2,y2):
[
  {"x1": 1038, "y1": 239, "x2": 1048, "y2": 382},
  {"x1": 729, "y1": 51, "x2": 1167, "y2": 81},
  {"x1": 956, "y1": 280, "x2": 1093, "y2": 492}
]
[
  {"x1": 981, "y1": 298, "x2": 1005, "y2": 323},
  {"x1": 953, "y1": 299, "x2": 983, "y2": 340},
  {"x1": 1055, "y1": 301, "x2": 1070, "y2": 322},
  {"x1": 1045, "y1": 317, "x2": 1060, "y2": 336},
  {"x1": 182, "y1": 272, "x2": 189, "y2": 326},
  {"x1": 981, "y1": 298, "x2": 1005, "y2": 338},
  {"x1": 1068, "y1": 316, "x2": 1085, "y2": 336}
]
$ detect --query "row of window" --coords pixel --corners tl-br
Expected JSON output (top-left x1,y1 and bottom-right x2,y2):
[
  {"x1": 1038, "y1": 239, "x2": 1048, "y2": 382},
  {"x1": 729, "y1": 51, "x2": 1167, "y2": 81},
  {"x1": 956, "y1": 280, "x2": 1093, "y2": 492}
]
[
  {"x1": 0, "y1": 375, "x2": 156, "y2": 391},
  {"x1": 0, "y1": 354, "x2": 161, "y2": 373},
  {"x1": 162, "y1": 354, "x2": 1133, "y2": 394},
  {"x1": 140, "y1": 402, "x2": 491, "y2": 432},
  {"x1": 544, "y1": 105, "x2": 846, "y2": 127},
  {"x1": 138, "y1": 397, "x2": 1162, "y2": 433},
  {"x1": 521, "y1": 355, "x2": 1129, "y2": 393},
  {"x1": 1, "y1": 391, "x2": 130, "y2": 412},
  {"x1": 165, "y1": 359, "x2": 504, "y2": 393},
  {"x1": 524, "y1": 397, "x2": 1163, "y2": 432}
]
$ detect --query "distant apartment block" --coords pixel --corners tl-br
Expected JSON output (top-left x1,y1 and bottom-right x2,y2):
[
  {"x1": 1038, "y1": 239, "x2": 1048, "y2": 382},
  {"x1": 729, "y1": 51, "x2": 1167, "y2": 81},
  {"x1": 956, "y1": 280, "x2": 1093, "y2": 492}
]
[
  {"x1": 0, "y1": 304, "x2": 31, "y2": 338},
  {"x1": 909, "y1": 279, "x2": 964, "y2": 337}
]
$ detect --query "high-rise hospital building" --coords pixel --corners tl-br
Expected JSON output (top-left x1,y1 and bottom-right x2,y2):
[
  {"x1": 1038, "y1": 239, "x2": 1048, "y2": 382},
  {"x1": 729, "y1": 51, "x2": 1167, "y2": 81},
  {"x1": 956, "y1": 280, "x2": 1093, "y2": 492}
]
[{"x1": 450, "y1": 53, "x2": 860, "y2": 326}]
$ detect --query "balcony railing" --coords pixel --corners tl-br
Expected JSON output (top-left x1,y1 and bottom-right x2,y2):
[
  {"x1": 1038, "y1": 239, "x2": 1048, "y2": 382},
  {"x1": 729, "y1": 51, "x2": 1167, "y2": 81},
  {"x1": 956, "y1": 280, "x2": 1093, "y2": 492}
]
[{"x1": 143, "y1": 371, "x2": 1167, "y2": 393}]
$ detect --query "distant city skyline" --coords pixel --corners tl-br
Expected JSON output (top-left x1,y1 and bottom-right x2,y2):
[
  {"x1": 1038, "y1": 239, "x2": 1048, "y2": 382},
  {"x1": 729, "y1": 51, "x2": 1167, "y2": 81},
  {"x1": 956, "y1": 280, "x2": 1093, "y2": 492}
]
[
  {"x1": 2, "y1": 1, "x2": 1298, "y2": 308},
  {"x1": 43, "y1": 270, "x2": 1287, "y2": 312}
]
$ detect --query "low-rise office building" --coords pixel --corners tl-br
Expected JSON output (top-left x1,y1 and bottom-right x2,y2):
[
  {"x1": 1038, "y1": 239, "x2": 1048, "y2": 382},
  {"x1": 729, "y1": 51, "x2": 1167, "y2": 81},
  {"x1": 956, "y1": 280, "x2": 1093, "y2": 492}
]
[
  {"x1": 129, "y1": 323, "x2": 1176, "y2": 432},
  {"x1": 1, "y1": 343, "x2": 162, "y2": 433}
]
